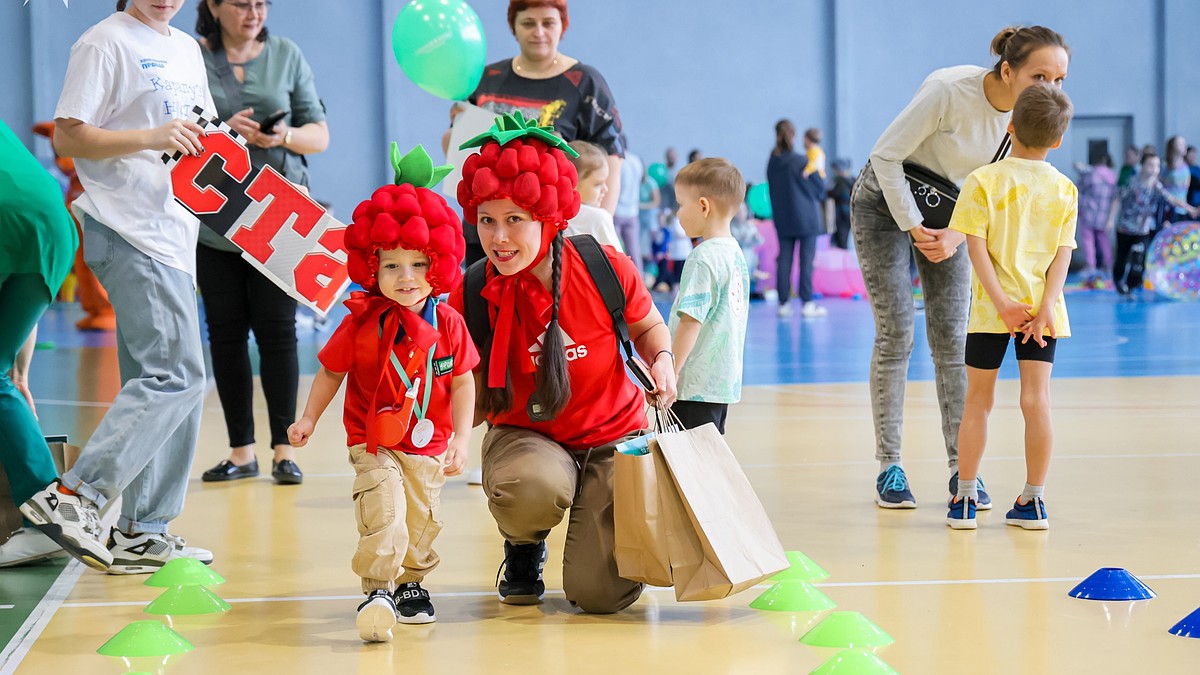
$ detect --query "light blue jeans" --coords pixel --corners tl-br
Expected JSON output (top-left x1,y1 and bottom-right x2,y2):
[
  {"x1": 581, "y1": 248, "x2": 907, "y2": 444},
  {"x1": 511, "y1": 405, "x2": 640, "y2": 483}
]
[
  {"x1": 850, "y1": 163, "x2": 969, "y2": 468},
  {"x1": 60, "y1": 216, "x2": 205, "y2": 534}
]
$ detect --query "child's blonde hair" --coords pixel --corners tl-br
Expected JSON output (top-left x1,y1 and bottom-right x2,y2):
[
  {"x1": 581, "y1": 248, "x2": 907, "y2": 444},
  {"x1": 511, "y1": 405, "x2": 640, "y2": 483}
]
[
  {"x1": 566, "y1": 140, "x2": 607, "y2": 179},
  {"x1": 675, "y1": 158, "x2": 747, "y2": 215}
]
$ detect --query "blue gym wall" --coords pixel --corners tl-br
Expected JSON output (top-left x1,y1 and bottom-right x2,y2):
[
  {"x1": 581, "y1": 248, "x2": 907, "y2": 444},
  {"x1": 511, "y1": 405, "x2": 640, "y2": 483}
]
[{"x1": 2, "y1": 0, "x2": 1198, "y2": 218}]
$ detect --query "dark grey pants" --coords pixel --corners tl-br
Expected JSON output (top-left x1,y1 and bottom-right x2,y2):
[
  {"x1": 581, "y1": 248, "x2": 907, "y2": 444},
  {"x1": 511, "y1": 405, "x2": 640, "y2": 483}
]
[{"x1": 850, "y1": 164, "x2": 969, "y2": 467}]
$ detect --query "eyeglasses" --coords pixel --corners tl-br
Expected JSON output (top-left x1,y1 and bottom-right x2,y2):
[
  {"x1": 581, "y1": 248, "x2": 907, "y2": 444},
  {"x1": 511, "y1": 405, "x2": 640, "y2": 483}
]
[{"x1": 225, "y1": 1, "x2": 271, "y2": 13}]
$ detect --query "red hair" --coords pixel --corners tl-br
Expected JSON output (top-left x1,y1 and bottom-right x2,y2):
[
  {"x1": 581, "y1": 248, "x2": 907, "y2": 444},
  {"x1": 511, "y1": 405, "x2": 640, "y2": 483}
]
[
  {"x1": 507, "y1": 0, "x2": 569, "y2": 34},
  {"x1": 345, "y1": 183, "x2": 466, "y2": 297}
]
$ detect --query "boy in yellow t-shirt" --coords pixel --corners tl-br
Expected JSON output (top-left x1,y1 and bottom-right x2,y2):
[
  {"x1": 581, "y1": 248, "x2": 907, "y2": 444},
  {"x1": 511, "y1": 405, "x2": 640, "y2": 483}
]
[{"x1": 945, "y1": 84, "x2": 1077, "y2": 532}]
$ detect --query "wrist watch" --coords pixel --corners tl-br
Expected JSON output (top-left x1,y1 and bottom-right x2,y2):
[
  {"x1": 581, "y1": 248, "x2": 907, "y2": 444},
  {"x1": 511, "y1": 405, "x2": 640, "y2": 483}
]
[{"x1": 283, "y1": 129, "x2": 293, "y2": 147}]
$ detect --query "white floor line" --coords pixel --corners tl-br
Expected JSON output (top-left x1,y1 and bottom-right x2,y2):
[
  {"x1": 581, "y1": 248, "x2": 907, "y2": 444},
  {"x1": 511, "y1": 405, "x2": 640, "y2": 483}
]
[
  {"x1": 0, "y1": 606, "x2": 13, "y2": 611},
  {"x1": 55, "y1": 573, "x2": 1200, "y2": 611},
  {"x1": 0, "y1": 561, "x2": 85, "y2": 674}
]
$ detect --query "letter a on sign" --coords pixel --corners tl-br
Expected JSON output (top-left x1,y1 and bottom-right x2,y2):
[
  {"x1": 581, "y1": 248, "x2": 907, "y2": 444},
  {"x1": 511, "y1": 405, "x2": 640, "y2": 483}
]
[{"x1": 162, "y1": 106, "x2": 350, "y2": 317}]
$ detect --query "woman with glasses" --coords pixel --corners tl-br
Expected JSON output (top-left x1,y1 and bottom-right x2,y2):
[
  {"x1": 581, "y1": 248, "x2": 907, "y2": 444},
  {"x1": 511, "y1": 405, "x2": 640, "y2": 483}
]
[{"x1": 195, "y1": 0, "x2": 329, "y2": 486}]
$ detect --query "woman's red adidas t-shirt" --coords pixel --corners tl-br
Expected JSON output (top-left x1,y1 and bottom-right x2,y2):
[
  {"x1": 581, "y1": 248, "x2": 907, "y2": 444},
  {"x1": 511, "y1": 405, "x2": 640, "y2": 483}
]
[{"x1": 450, "y1": 242, "x2": 652, "y2": 451}]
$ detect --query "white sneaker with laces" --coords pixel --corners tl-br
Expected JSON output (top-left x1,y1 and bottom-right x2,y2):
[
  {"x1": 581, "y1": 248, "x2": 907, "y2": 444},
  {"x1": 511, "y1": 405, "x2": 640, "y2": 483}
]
[
  {"x1": 0, "y1": 527, "x2": 67, "y2": 568},
  {"x1": 106, "y1": 530, "x2": 214, "y2": 575},
  {"x1": 19, "y1": 479, "x2": 112, "y2": 570},
  {"x1": 801, "y1": 301, "x2": 828, "y2": 317}
]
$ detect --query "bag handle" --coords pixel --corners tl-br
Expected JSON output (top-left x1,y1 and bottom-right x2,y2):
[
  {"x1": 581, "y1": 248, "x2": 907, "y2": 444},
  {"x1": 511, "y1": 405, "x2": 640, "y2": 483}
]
[{"x1": 991, "y1": 132, "x2": 1012, "y2": 164}]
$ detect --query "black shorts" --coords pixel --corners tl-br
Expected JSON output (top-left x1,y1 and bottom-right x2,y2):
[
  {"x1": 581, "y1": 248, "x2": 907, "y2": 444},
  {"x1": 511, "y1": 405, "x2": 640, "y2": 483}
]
[
  {"x1": 670, "y1": 400, "x2": 729, "y2": 434},
  {"x1": 965, "y1": 333, "x2": 1057, "y2": 370}
]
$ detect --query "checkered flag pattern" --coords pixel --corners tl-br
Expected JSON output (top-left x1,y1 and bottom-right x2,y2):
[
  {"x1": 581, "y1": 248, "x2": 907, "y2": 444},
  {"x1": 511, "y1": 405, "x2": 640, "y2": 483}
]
[{"x1": 160, "y1": 105, "x2": 243, "y2": 165}]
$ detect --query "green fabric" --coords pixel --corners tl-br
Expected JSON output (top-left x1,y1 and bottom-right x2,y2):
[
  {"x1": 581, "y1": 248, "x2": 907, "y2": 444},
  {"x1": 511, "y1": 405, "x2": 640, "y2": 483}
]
[
  {"x1": 0, "y1": 273, "x2": 59, "y2": 507},
  {"x1": 200, "y1": 35, "x2": 326, "y2": 252},
  {"x1": 0, "y1": 120, "x2": 79, "y2": 294}
]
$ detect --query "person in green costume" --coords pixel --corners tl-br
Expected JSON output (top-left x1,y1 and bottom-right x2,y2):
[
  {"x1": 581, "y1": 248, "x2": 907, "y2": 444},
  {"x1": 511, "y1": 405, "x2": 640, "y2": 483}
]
[{"x1": 0, "y1": 119, "x2": 79, "y2": 567}]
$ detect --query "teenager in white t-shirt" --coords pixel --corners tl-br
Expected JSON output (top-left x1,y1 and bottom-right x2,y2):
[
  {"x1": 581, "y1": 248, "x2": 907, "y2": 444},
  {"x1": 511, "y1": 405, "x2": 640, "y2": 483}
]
[
  {"x1": 20, "y1": 0, "x2": 217, "y2": 574},
  {"x1": 849, "y1": 26, "x2": 1071, "y2": 513}
]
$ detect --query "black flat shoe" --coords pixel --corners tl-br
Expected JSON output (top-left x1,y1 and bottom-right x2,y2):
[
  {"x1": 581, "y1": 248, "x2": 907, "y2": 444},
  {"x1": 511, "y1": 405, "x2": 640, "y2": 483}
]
[
  {"x1": 272, "y1": 459, "x2": 303, "y2": 485},
  {"x1": 201, "y1": 459, "x2": 259, "y2": 482}
]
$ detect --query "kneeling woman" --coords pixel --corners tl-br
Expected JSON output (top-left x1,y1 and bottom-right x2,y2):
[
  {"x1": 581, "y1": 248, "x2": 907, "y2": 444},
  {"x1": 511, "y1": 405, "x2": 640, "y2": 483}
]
[{"x1": 450, "y1": 116, "x2": 677, "y2": 614}]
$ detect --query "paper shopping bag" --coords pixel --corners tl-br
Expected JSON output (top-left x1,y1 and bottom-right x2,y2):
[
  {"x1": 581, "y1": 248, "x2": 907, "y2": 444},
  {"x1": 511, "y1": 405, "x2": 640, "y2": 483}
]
[
  {"x1": 656, "y1": 423, "x2": 789, "y2": 601},
  {"x1": 613, "y1": 433, "x2": 702, "y2": 587}
]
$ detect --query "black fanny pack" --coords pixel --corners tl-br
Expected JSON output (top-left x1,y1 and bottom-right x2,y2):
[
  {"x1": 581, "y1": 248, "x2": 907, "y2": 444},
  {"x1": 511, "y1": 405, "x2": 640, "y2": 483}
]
[{"x1": 902, "y1": 133, "x2": 1011, "y2": 229}]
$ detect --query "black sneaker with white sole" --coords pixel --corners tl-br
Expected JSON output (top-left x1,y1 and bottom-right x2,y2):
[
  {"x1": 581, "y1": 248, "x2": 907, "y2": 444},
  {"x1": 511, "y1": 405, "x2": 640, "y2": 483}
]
[
  {"x1": 394, "y1": 582, "x2": 436, "y2": 624},
  {"x1": 356, "y1": 590, "x2": 398, "y2": 642},
  {"x1": 19, "y1": 479, "x2": 112, "y2": 571},
  {"x1": 497, "y1": 540, "x2": 547, "y2": 605}
]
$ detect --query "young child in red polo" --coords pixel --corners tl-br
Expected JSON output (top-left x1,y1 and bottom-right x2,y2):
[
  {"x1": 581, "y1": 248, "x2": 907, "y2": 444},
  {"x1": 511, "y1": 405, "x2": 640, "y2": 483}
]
[{"x1": 287, "y1": 145, "x2": 478, "y2": 642}]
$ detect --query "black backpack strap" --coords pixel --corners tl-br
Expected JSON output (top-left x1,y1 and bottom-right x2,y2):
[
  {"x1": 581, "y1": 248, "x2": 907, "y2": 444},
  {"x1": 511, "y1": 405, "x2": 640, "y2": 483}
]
[
  {"x1": 463, "y1": 258, "x2": 490, "y2": 352},
  {"x1": 568, "y1": 234, "x2": 633, "y2": 357}
]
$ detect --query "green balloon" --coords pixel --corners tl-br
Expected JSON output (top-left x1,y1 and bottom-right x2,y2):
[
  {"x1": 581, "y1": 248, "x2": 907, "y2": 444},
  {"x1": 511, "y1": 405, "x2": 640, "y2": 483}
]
[
  {"x1": 747, "y1": 182, "x2": 772, "y2": 219},
  {"x1": 392, "y1": 0, "x2": 487, "y2": 101},
  {"x1": 647, "y1": 162, "x2": 668, "y2": 188}
]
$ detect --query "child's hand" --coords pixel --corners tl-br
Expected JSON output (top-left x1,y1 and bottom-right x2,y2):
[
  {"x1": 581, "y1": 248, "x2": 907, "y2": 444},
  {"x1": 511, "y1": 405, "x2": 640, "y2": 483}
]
[
  {"x1": 998, "y1": 301, "x2": 1035, "y2": 336},
  {"x1": 1021, "y1": 310, "x2": 1055, "y2": 348},
  {"x1": 288, "y1": 418, "x2": 315, "y2": 448},
  {"x1": 443, "y1": 438, "x2": 468, "y2": 477}
]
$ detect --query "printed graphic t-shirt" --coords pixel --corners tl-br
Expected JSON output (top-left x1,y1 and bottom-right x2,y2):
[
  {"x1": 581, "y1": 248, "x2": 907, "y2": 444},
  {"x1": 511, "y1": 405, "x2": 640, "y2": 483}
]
[
  {"x1": 668, "y1": 238, "x2": 749, "y2": 403},
  {"x1": 950, "y1": 157, "x2": 1077, "y2": 337},
  {"x1": 470, "y1": 59, "x2": 624, "y2": 157},
  {"x1": 55, "y1": 12, "x2": 214, "y2": 278}
]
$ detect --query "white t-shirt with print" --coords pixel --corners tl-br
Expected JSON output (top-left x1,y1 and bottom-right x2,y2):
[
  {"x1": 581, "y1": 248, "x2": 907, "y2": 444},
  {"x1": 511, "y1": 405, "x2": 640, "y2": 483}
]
[
  {"x1": 55, "y1": 12, "x2": 215, "y2": 278},
  {"x1": 668, "y1": 238, "x2": 749, "y2": 404},
  {"x1": 567, "y1": 204, "x2": 625, "y2": 252}
]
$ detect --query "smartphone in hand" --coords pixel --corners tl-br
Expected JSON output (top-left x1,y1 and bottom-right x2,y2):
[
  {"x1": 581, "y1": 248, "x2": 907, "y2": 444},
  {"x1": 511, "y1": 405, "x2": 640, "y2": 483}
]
[
  {"x1": 626, "y1": 355, "x2": 655, "y2": 392},
  {"x1": 259, "y1": 109, "x2": 288, "y2": 133}
]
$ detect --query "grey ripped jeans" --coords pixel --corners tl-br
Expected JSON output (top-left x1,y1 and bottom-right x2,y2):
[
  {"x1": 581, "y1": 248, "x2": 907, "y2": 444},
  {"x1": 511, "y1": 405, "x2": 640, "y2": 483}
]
[{"x1": 850, "y1": 163, "x2": 969, "y2": 467}]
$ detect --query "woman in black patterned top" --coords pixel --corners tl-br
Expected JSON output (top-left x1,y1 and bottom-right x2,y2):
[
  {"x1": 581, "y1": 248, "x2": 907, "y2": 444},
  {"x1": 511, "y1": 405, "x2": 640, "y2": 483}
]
[{"x1": 450, "y1": 0, "x2": 624, "y2": 221}]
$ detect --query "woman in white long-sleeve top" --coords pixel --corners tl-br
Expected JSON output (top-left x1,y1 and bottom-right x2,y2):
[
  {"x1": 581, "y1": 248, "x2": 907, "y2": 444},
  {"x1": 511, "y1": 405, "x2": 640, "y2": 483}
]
[{"x1": 850, "y1": 26, "x2": 1070, "y2": 510}]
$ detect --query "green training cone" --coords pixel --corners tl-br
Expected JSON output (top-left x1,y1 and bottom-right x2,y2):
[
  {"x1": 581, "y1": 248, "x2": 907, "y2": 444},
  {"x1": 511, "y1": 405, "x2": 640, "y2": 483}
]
[
  {"x1": 97, "y1": 620, "x2": 194, "y2": 657},
  {"x1": 800, "y1": 612, "x2": 895, "y2": 648},
  {"x1": 771, "y1": 550, "x2": 831, "y2": 582},
  {"x1": 750, "y1": 579, "x2": 837, "y2": 612},
  {"x1": 143, "y1": 557, "x2": 225, "y2": 588},
  {"x1": 810, "y1": 648, "x2": 899, "y2": 675},
  {"x1": 145, "y1": 585, "x2": 232, "y2": 616}
]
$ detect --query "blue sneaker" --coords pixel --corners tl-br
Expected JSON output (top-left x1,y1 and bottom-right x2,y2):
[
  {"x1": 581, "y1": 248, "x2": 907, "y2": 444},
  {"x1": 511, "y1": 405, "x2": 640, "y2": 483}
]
[
  {"x1": 1005, "y1": 497, "x2": 1049, "y2": 530},
  {"x1": 875, "y1": 466, "x2": 916, "y2": 509},
  {"x1": 946, "y1": 496, "x2": 977, "y2": 529},
  {"x1": 948, "y1": 472, "x2": 992, "y2": 510}
]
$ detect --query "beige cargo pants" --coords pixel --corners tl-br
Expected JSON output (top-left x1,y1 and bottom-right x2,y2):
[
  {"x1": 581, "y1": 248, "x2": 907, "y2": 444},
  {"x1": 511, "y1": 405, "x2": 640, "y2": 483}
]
[{"x1": 348, "y1": 443, "x2": 445, "y2": 593}]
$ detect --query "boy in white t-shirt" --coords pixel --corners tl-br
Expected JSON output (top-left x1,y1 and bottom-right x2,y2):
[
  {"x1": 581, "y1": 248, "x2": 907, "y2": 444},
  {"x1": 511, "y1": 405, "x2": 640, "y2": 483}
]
[
  {"x1": 566, "y1": 141, "x2": 624, "y2": 251},
  {"x1": 20, "y1": 0, "x2": 216, "y2": 573},
  {"x1": 946, "y1": 84, "x2": 1077, "y2": 532},
  {"x1": 668, "y1": 158, "x2": 750, "y2": 433}
]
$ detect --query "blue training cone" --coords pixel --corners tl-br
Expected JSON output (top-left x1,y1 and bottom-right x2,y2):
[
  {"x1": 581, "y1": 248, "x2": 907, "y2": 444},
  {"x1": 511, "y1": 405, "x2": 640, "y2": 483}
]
[
  {"x1": 1169, "y1": 607, "x2": 1200, "y2": 638},
  {"x1": 1068, "y1": 567, "x2": 1155, "y2": 601}
]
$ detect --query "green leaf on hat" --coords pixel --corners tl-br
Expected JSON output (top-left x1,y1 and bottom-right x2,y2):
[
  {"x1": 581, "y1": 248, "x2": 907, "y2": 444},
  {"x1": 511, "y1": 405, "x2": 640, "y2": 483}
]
[
  {"x1": 390, "y1": 142, "x2": 453, "y2": 189},
  {"x1": 457, "y1": 110, "x2": 580, "y2": 158}
]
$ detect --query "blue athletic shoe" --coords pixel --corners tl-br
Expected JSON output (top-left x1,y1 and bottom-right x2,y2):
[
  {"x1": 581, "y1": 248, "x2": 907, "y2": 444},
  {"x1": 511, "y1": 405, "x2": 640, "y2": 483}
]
[
  {"x1": 1005, "y1": 497, "x2": 1049, "y2": 530},
  {"x1": 948, "y1": 472, "x2": 992, "y2": 510},
  {"x1": 875, "y1": 466, "x2": 916, "y2": 509},
  {"x1": 946, "y1": 496, "x2": 977, "y2": 530}
]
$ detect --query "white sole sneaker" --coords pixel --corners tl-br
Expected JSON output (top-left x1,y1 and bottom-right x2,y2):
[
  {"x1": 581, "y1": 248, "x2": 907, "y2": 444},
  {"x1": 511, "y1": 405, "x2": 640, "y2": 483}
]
[
  {"x1": 0, "y1": 528, "x2": 68, "y2": 568},
  {"x1": 357, "y1": 598, "x2": 398, "y2": 642},
  {"x1": 946, "y1": 517, "x2": 977, "y2": 530},
  {"x1": 397, "y1": 610, "x2": 436, "y2": 625},
  {"x1": 19, "y1": 483, "x2": 112, "y2": 571},
  {"x1": 1006, "y1": 518, "x2": 1050, "y2": 531},
  {"x1": 874, "y1": 496, "x2": 916, "y2": 509}
]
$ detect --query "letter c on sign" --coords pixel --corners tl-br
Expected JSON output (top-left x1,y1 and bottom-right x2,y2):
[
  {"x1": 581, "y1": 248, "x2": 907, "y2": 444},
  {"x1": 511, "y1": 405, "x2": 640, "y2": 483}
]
[{"x1": 170, "y1": 131, "x2": 251, "y2": 214}]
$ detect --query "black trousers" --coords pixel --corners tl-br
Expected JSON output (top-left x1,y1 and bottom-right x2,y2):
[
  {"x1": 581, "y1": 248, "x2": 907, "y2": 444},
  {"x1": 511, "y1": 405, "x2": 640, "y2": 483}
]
[
  {"x1": 1113, "y1": 232, "x2": 1153, "y2": 289},
  {"x1": 197, "y1": 244, "x2": 298, "y2": 448},
  {"x1": 777, "y1": 234, "x2": 818, "y2": 302}
]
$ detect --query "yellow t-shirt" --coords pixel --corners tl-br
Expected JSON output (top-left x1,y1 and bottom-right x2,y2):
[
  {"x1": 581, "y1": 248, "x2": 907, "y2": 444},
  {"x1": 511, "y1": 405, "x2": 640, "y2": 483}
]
[
  {"x1": 949, "y1": 157, "x2": 1078, "y2": 337},
  {"x1": 804, "y1": 145, "x2": 826, "y2": 179}
]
